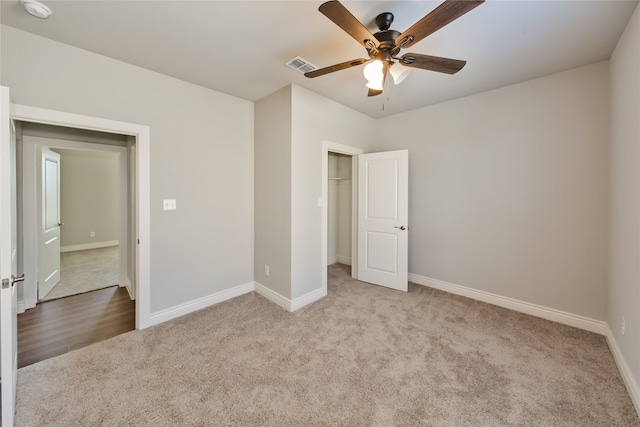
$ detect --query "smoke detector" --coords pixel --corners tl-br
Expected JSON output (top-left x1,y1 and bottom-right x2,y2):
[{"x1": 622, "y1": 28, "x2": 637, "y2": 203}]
[{"x1": 20, "y1": 0, "x2": 52, "y2": 19}]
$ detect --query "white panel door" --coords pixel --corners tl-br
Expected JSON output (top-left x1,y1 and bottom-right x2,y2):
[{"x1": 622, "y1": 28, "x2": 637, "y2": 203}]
[
  {"x1": 357, "y1": 150, "x2": 408, "y2": 291},
  {"x1": 39, "y1": 148, "x2": 61, "y2": 300},
  {"x1": 1, "y1": 86, "x2": 19, "y2": 426}
]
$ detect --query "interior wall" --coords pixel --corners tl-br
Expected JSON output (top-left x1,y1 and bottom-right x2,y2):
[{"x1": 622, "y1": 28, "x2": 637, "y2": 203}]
[
  {"x1": 608, "y1": 3, "x2": 640, "y2": 397},
  {"x1": 375, "y1": 61, "x2": 610, "y2": 321},
  {"x1": 1, "y1": 26, "x2": 254, "y2": 313},
  {"x1": 53, "y1": 148, "x2": 119, "y2": 249},
  {"x1": 254, "y1": 86, "x2": 293, "y2": 299},
  {"x1": 290, "y1": 84, "x2": 376, "y2": 300}
]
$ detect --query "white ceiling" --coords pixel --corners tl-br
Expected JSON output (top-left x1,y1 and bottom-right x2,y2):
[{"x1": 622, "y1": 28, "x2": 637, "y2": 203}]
[{"x1": 1, "y1": 0, "x2": 637, "y2": 118}]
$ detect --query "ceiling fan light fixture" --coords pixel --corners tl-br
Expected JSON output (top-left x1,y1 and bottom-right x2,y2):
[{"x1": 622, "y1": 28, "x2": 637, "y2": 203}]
[
  {"x1": 364, "y1": 60, "x2": 384, "y2": 90},
  {"x1": 390, "y1": 65, "x2": 411, "y2": 85},
  {"x1": 366, "y1": 80, "x2": 384, "y2": 91},
  {"x1": 20, "y1": 0, "x2": 52, "y2": 19}
]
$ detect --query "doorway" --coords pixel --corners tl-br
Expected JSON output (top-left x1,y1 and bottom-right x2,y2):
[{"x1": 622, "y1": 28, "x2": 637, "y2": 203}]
[
  {"x1": 321, "y1": 141, "x2": 363, "y2": 296},
  {"x1": 321, "y1": 143, "x2": 410, "y2": 296},
  {"x1": 11, "y1": 102, "x2": 151, "y2": 329},
  {"x1": 327, "y1": 152, "x2": 353, "y2": 267},
  {"x1": 40, "y1": 147, "x2": 121, "y2": 302},
  {"x1": 20, "y1": 124, "x2": 131, "y2": 308}
]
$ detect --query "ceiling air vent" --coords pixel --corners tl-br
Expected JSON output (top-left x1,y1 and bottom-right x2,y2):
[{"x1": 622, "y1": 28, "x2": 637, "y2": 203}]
[{"x1": 285, "y1": 56, "x2": 318, "y2": 74}]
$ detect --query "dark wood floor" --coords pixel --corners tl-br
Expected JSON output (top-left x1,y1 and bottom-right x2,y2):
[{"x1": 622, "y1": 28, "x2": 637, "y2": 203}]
[{"x1": 17, "y1": 286, "x2": 135, "y2": 368}]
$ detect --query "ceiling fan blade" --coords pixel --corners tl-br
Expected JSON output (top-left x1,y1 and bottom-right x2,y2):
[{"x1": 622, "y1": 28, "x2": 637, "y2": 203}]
[
  {"x1": 397, "y1": 0, "x2": 484, "y2": 49},
  {"x1": 304, "y1": 58, "x2": 369, "y2": 78},
  {"x1": 368, "y1": 88, "x2": 383, "y2": 97},
  {"x1": 319, "y1": 1, "x2": 380, "y2": 50},
  {"x1": 399, "y1": 53, "x2": 467, "y2": 74}
]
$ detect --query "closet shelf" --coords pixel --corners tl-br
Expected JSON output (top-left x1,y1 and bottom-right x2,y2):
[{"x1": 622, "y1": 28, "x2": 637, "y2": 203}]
[{"x1": 328, "y1": 177, "x2": 350, "y2": 181}]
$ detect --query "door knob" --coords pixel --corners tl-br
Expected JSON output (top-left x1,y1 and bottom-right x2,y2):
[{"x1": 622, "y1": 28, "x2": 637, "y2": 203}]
[
  {"x1": 394, "y1": 225, "x2": 407, "y2": 231},
  {"x1": 2, "y1": 274, "x2": 24, "y2": 289},
  {"x1": 58, "y1": 222, "x2": 64, "y2": 227}
]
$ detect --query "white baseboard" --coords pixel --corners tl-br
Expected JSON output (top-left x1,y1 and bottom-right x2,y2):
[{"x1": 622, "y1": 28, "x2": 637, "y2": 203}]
[
  {"x1": 254, "y1": 282, "x2": 326, "y2": 312},
  {"x1": 605, "y1": 325, "x2": 640, "y2": 416},
  {"x1": 254, "y1": 282, "x2": 290, "y2": 310},
  {"x1": 409, "y1": 273, "x2": 607, "y2": 335},
  {"x1": 148, "y1": 281, "x2": 254, "y2": 326},
  {"x1": 61, "y1": 240, "x2": 119, "y2": 253},
  {"x1": 328, "y1": 256, "x2": 351, "y2": 266},
  {"x1": 336, "y1": 256, "x2": 351, "y2": 266},
  {"x1": 291, "y1": 287, "x2": 326, "y2": 311},
  {"x1": 17, "y1": 300, "x2": 25, "y2": 314}
]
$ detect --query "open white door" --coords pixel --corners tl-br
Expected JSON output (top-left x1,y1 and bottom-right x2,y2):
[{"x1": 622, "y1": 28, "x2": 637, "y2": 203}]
[
  {"x1": 357, "y1": 150, "x2": 408, "y2": 291},
  {"x1": 38, "y1": 148, "x2": 61, "y2": 300},
  {"x1": 1, "y1": 86, "x2": 20, "y2": 426}
]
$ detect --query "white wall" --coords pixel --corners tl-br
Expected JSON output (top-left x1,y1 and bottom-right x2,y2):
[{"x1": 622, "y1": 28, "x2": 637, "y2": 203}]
[
  {"x1": 254, "y1": 84, "x2": 375, "y2": 304},
  {"x1": 290, "y1": 85, "x2": 376, "y2": 300},
  {"x1": 54, "y1": 148, "x2": 119, "y2": 248},
  {"x1": 609, "y1": 3, "x2": 640, "y2": 403},
  {"x1": 2, "y1": 26, "x2": 254, "y2": 313},
  {"x1": 254, "y1": 86, "x2": 292, "y2": 299},
  {"x1": 375, "y1": 61, "x2": 611, "y2": 321}
]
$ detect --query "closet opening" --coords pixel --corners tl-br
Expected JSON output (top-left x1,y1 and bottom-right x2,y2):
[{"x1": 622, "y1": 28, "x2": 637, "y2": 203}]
[
  {"x1": 320, "y1": 141, "x2": 363, "y2": 296},
  {"x1": 327, "y1": 152, "x2": 353, "y2": 270}
]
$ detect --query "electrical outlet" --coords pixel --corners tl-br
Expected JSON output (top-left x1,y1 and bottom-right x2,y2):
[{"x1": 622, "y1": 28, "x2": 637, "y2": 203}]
[
  {"x1": 264, "y1": 265, "x2": 270, "y2": 276},
  {"x1": 163, "y1": 199, "x2": 177, "y2": 210},
  {"x1": 621, "y1": 317, "x2": 625, "y2": 336},
  {"x1": 89, "y1": 231, "x2": 95, "y2": 237}
]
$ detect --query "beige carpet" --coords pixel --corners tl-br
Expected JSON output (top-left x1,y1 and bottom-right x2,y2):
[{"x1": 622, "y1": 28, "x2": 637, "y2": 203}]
[
  {"x1": 41, "y1": 246, "x2": 119, "y2": 301},
  {"x1": 15, "y1": 264, "x2": 639, "y2": 426}
]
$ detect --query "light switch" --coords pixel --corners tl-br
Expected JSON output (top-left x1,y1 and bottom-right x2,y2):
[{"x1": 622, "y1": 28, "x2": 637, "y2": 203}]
[{"x1": 163, "y1": 199, "x2": 177, "y2": 210}]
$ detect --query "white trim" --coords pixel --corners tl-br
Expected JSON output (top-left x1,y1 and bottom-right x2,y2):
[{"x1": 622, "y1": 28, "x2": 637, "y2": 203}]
[
  {"x1": 254, "y1": 282, "x2": 326, "y2": 312},
  {"x1": 409, "y1": 273, "x2": 607, "y2": 335},
  {"x1": 328, "y1": 256, "x2": 352, "y2": 266},
  {"x1": 12, "y1": 104, "x2": 151, "y2": 330},
  {"x1": 321, "y1": 141, "x2": 363, "y2": 298},
  {"x1": 254, "y1": 282, "x2": 290, "y2": 311},
  {"x1": 17, "y1": 301, "x2": 25, "y2": 314},
  {"x1": 60, "y1": 240, "x2": 119, "y2": 253},
  {"x1": 291, "y1": 287, "x2": 326, "y2": 311},
  {"x1": 605, "y1": 325, "x2": 640, "y2": 416},
  {"x1": 148, "y1": 282, "x2": 254, "y2": 326},
  {"x1": 336, "y1": 255, "x2": 351, "y2": 266}
]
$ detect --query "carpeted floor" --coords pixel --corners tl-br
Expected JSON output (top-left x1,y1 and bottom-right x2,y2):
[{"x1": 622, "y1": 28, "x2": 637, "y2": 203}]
[
  {"x1": 15, "y1": 263, "x2": 639, "y2": 426},
  {"x1": 41, "y1": 246, "x2": 119, "y2": 301}
]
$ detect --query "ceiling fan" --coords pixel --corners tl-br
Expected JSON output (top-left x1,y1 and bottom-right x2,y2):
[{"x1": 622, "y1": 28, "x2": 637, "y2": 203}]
[{"x1": 305, "y1": 0, "x2": 485, "y2": 96}]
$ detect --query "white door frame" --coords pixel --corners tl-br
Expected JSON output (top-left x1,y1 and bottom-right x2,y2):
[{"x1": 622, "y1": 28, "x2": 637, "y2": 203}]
[
  {"x1": 12, "y1": 104, "x2": 151, "y2": 329},
  {"x1": 321, "y1": 141, "x2": 363, "y2": 296},
  {"x1": 23, "y1": 138, "x2": 129, "y2": 307}
]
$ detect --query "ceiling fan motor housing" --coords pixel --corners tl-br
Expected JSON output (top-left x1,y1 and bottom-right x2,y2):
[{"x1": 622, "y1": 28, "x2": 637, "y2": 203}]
[
  {"x1": 369, "y1": 29, "x2": 401, "y2": 61},
  {"x1": 375, "y1": 12, "x2": 394, "y2": 31}
]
